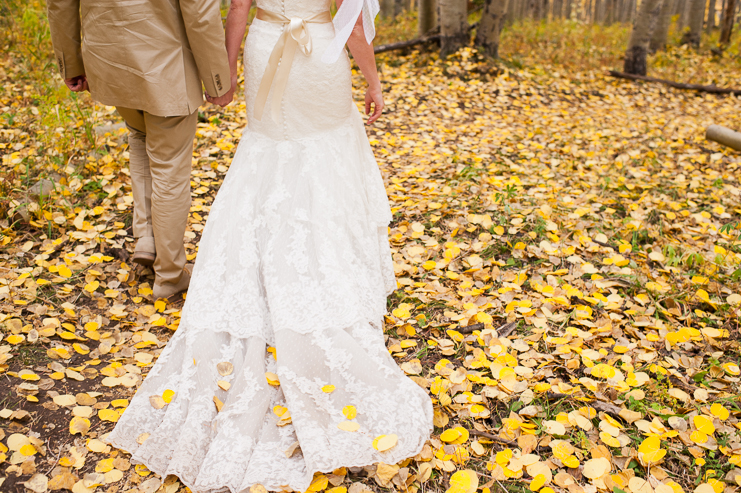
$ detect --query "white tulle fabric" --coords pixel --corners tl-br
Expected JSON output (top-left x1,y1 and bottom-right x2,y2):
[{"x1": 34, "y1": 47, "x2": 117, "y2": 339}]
[{"x1": 105, "y1": 0, "x2": 433, "y2": 491}]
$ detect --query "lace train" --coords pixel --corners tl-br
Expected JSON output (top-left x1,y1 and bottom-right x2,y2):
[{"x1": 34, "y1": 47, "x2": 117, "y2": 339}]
[{"x1": 105, "y1": 121, "x2": 434, "y2": 493}]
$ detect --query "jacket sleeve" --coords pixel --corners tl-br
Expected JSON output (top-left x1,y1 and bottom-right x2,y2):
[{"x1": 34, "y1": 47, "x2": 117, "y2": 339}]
[
  {"x1": 46, "y1": 0, "x2": 86, "y2": 79},
  {"x1": 179, "y1": 0, "x2": 231, "y2": 97}
]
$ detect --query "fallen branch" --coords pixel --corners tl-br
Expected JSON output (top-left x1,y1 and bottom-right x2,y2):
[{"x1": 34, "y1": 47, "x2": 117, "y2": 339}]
[
  {"x1": 374, "y1": 34, "x2": 441, "y2": 54},
  {"x1": 457, "y1": 321, "x2": 518, "y2": 337},
  {"x1": 545, "y1": 392, "x2": 623, "y2": 419},
  {"x1": 468, "y1": 429, "x2": 517, "y2": 446},
  {"x1": 608, "y1": 70, "x2": 741, "y2": 97},
  {"x1": 706, "y1": 124, "x2": 741, "y2": 151}
]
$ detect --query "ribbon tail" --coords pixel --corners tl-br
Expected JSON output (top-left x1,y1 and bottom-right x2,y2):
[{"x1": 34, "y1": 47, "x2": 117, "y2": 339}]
[{"x1": 253, "y1": 29, "x2": 289, "y2": 121}]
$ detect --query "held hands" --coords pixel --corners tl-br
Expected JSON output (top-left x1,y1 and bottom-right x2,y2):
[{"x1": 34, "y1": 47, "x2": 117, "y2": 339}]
[
  {"x1": 64, "y1": 75, "x2": 89, "y2": 92},
  {"x1": 364, "y1": 85, "x2": 384, "y2": 125},
  {"x1": 206, "y1": 74, "x2": 238, "y2": 108}
]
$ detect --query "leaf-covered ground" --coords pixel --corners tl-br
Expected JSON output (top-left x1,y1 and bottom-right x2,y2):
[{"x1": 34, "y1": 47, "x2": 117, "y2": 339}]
[{"x1": 2, "y1": 3, "x2": 741, "y2": 493}]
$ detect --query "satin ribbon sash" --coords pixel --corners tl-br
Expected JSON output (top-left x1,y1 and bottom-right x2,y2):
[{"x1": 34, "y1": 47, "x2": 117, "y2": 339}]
[{"x1": 253, "y1": 8, "x2": 332, "y2": 122}]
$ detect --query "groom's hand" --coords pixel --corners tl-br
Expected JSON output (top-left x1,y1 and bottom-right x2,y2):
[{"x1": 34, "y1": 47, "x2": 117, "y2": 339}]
[
  {"x1": 64, "y1": 75, "x2": 89, "y2": 92},
  {"x1": 206, "y1": 91, "x2": 233, "y2": 108},
  {"x1": 206, "y1": 93, "x2": 233, "y2": 107},
  {"x1": 206, "y1": 74, "x2": 237, "y2": 108}
]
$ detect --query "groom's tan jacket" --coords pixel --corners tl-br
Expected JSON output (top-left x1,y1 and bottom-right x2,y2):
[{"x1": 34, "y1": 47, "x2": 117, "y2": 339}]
[{"x1": 47, "y1": 0, "x2": 230, "y2": 117}]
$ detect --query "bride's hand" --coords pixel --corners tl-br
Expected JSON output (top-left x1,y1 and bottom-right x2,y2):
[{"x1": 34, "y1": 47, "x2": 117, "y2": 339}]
[{"x1": 364, "y1": 86, "x2": 384, "y2": 125}]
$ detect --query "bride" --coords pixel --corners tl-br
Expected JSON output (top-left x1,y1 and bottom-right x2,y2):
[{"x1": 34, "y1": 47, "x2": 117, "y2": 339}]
[{"x1": 106, "y1": 0, "x2": 433, "y2": 491}]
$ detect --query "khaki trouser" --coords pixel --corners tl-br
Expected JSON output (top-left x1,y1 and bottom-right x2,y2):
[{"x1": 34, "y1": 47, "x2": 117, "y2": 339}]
[{"x1": 117, "y1": 107, "x2": 198, "y2": 292}]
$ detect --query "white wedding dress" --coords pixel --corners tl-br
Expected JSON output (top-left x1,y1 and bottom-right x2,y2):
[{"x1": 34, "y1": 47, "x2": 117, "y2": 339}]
[{"x1": 106, "y1": 1, "x2": 434, "y2": 491}]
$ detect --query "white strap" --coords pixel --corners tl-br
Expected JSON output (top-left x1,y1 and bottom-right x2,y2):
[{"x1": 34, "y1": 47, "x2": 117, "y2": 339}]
[{"x1": 321, "y1": 0, "x2": 379, "y2": 64}]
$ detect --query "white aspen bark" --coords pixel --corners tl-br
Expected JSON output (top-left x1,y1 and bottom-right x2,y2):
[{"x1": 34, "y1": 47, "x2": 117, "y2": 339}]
[
  {"x1": 439, "y1": 0, "x2": 468, "y2": 57},
  {"x1": 381, "y1": 0, "x2": 396, "y2": 17},
  {"x1": 475, "y1": 0, "x2": 508, "y2": 57},
  {"x1": 650, "y1": 0, "x2": 674, "y2": 51},
  {"x1": 685, "y1": 0, "x2": 706, "y2": 46},
  {"x1": 418, "y1": 0, "x2": 438, "y2": 35},
  {"x1": 623, "y1": 0, "x2": 664, "y2": 75},
  {"x1": 706, "y1": 0, "x2": 717, "y2": 31}
]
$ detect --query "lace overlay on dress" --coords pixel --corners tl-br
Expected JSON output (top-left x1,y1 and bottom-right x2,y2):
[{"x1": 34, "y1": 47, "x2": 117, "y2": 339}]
[{"x1": 105, "y1": 1, "x2": 433, "y2": 491}]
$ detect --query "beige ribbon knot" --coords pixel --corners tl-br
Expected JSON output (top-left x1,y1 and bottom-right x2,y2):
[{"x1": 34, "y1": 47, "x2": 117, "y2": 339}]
[{"x1": 253, "y1": 9, "x2": 332, "y2": 123}]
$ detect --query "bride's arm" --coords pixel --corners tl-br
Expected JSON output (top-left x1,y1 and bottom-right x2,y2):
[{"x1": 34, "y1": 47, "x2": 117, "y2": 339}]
[
  {"x1": 207, "y1": 0, "x2": 253, "y2": 107},
  {"x1": 337, "y1": 0, "x2": 384, "y2": 125}
]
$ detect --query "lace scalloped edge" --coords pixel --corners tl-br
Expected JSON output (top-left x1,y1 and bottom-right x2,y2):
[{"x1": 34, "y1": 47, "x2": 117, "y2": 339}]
[{"x1": 104, "y1": 430, "x2": 431, "y2": 493}]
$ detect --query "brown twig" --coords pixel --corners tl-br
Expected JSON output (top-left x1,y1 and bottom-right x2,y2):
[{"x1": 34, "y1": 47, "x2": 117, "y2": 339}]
[
  {"x1": 545, "y1": 392, "x2": 623, "y2": 418},
  {"x1": 608, "y1": 70, "x2": 741, "y2": 96},
  {"x1": 458, "y1": 321, "x2": 517, "y2": 337},
  {"x1": 468, "y1": 429, "x2": 517, "y2": 447}
]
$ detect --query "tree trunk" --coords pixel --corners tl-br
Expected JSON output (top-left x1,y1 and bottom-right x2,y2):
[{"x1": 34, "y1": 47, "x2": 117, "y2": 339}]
[
  {"x1": 606, "y1": 0, "x2": 616, "y2": 23},
  {"x1": 565, "y1": 0, "x2": 573, "y2": 19},
  {"x1": 705, "y1": 0, "x2": 717, "y2": 29},
  {"x1": 620, "y1": 0, "x2": 633, "y2": 21},
  {"x1": 505, "y1": 0, "x2": 518, "y2": 23},
  {"x1": 553, "y1": 0, "x2": 563, "y2": 18},
  {"x1": 381, "y1": 0, "x2": 396, "y2": 17},
  {"x1": 719, "y1": 0, "x2": 737, "y2": 44},
  {"x1": 419, "y1": 0, "x2": 438, "y2": 34},
  {"x1": 706, "y1": 0, "x2": 717, "y2": 30},
  {"x1": 678, "y1": 0, "x2": 691, "y2": 29},
  {"x1": 650, "y1": 0, "x2": 674, "y2": 51},
  {"x1": 475, "y1": 0, "x2": 507, "y2": 56},
  {"x1": 439, "y1": 0, "x2": 468, "y2": 57},
  {"x1": 684, "y1": 0, "x2": 705, "y2": 45},
  {"x1": 624, "y1": 0, "x2": 664, "y2": 75}
]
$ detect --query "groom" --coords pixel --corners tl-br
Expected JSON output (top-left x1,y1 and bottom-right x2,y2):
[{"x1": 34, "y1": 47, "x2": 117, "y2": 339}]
[{"x1": 47, "y1": 0, "x2": 234, "y2": 299}]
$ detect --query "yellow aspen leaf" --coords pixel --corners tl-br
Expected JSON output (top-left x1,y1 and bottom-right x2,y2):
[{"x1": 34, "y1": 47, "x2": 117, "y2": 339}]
[
  {"x1": 710, "y1": 403, "x2": 729, "y2": 421},
  {"x1": 446, "y1": 470, "x2": 478, "y2": 493},
  {"x1": 69, "y1": 417, "x2": 90, "y2": 435},
  {"x1": 321, "y1": 385, "x2": 336, "y2": 393},
  {"x1": 149, "y1": 395, "x2": 166, "y2": 409},
  {"x1": 690, "y1": 431, "x2": 708, "y2": 444},
  {"x1": 723, "y1": 362, "x2": 740, "y2": 376},
  {"x1": 530, "y1": 474, "x2": 546, "y2": 491},
  {"x1": 638, "y1": 436, "x2": 666, "y2": 465},
  {"x1": 6, "y1": 334, "x2": 24, "y2": 344},
  {"x1": 307, "y1": 475, "x2": 328, "y2": 492},
  {"x1": 693, "y1": 415, "x2": 715, "y2": 435},
  {"x1": 372, "y1": 434, "x2": 398, "y2": 452},
  {"x1": 217, "y1": 362, "x2": 234, "y2": 376},
  {"x1": 84, "y1": 281, "x2": 99, "y2": 292},
  {"x1": 162, "y1": 389, "x2": 176, "y2": 403},
  {"x1": 562, "y1": 455, "x2": 580, "y2": 468},
  {"x1": 96, "y1": 458, "x2": 114, "y2": 473},
  {"x1": 20, "y1": 444, "x2": 37, "y2": 456},
  {"x1": 599, "y1": 432, "x2": 620, "y2": 448},
  {"x1": 440, "y1": 428, "x2": 462, "y2": 442},
  {"x1": 337, "y1": 421, "x2": 360, "y2": 432},
  {"x1": 342, "y1": 405, "x2": 357, "y2": 419},
  {"x1": 265, "y1": 372, "x2": 280, "y2": 386},
  {"x1": 213, "y1": 396, "x2": 224, "y2": 412},
  {"x1": 582, "y1": 457, "x2": 610, "y2": 479},
  {"x1": 98, "y1": 409, "x2": 119, "y2": 422},
  {"x1": 392, "y1": 306, "x2": 411, "y2": 319}
]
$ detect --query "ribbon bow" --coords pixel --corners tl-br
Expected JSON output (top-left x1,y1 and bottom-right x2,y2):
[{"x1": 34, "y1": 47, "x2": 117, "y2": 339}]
[{"x1": 253, "y1": 9, "x2": 332, "y2": 123}]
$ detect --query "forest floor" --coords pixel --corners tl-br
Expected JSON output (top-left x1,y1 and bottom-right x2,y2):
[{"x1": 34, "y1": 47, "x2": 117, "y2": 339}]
[{"x1": 2, "y1": 3, "x2": 741, "y2": 493}]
